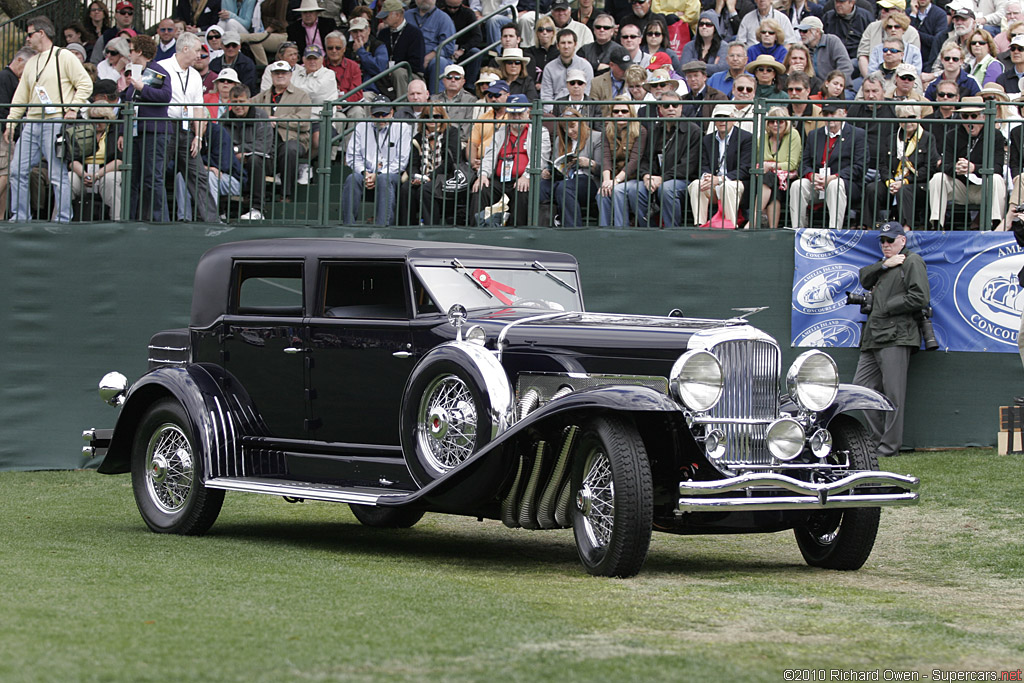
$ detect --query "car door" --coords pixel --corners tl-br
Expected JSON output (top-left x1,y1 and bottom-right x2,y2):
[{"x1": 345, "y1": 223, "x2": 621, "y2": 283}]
[
  {"x1": 306, "y1": 261, "x2": 416, "y2": 447},
  {"x1": 220, "y1": 259, "x2": 309, "y2": 440}
]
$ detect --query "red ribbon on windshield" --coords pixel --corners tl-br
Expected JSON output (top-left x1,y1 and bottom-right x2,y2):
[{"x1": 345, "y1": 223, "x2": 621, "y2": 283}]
[{"x1": 472, "y1": 268, "x2": 516, "y2": 305}]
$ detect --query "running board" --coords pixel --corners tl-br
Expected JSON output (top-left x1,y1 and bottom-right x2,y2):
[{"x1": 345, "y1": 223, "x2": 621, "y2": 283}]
[{"x1": 205, "y1": 477, "x2": 413, "y2": 505}]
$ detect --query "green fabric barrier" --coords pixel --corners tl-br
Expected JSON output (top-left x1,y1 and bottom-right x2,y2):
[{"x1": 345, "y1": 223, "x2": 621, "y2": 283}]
[{"x1": 0, "y1": 224, "x2": 1011, "y2": 470}]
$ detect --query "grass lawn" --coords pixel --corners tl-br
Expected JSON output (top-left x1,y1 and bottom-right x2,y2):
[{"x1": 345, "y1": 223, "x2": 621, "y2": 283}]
[{"x1": 1, "y1": 450, "x2": 1022, "y2": 682}]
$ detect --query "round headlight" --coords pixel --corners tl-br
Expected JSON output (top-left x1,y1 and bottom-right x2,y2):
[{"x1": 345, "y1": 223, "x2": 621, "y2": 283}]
[
  {"x1": 767, "y1": 418, "x2": 805, "y2": 461},
  {"x1": 464, "y1": 325, "x2": 487, "y2": 346},
  {"x1": 670, "y1": 350, "x2": 724, "y2": 412},
  {"x1": 810, "y1": 428, "x2": 832, "y2": 459},
  {"x1": 786, "y1": 350, "x2": 839, "y2": 412}
]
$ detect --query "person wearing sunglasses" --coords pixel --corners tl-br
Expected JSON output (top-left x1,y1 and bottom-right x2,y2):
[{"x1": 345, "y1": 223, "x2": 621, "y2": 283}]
[
  {"x1": 744, "y1": 53, "x2": 787, "y2": 100},
  {"x1": 551, "y1": 67, "x2": 601, "y2": 118},
  {"x1": 927, "y1": 96, "x2": 1007, "y2": 229},
  {"x1": 922, "y1": 79, "x2": 960, "y2": 132},
  {"x1": 597, "y1": 95, "x2": 647, "y2": 227},
  {"x1": 785, "y1": 73, "x2": 825, "y2": 141},
  {"x1": 996, "y1": 34, "x2": 1024, "y2": 94},
  {"x1": 866, "y1": 37, "x2": 911, "y2": 90},
  {"x1": 865, "y1": 13, "x2": 923, "y2": 80},
  {"x1": 91, "y1": 0, "x2": 136, "y2": 64},
  {"x1": 746, "y1": 18, "x2": 787, "y2": 64},
  {"x1": 687, "y1": 103, "x2": 752, "y2": 229},
  {"x1": 212, "y1": 31, "x2": 259, "y2": 95},
  {"x1": 98, "y1": 36, "x2": 131, "y2": 83},
  {"x1": 523, "y1": 15, "x2": 559, "y2": 84},
  {"x1": 737, "y1": 0, "x2": 797, "y2": 49},
  {"x1": 923, "y1": 44, "x2": 980, "y2": 100},
  {"x1": 886, "y1": 63, "x2": 927, "y2": 102},
  {"x1": 964, "y1": 28, "x2": 1004, "y2": 86},
  {"x1": 496, "y1": 47, "x2": 538, "y2": 101},
  {"x1": 343, "y1": 95, "x2": 413, "y2": 226},
  {"x1": 638, "y1": 91, "x2": 703, "y2": 227},
  {"x1": 641, "y1": 17, "x2": 682, "y2": 74},
  {"x1": 863, "y1": 103, "x2": 939, "y2": 229},
  {"x1": 429, "y1": 64, "x2": 477, "y2": 143},
  {"x1": 680, "y1": 11, "x2": 730, "y2": 76},
  {"x1": 855, "y1": 0, "x2": 921, "y2": 81},
  {"x1": 473, "y1": 94, "x2": 535, "y2": 227}
]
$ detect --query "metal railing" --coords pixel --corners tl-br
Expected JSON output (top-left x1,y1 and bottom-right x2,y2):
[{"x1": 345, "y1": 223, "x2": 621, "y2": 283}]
[
  {"x1": 432, "y1": 3, "x2": 518, "y2": 93},
  {"x1": 0, "y1": 0, "x2": 82, "y2": 64}
]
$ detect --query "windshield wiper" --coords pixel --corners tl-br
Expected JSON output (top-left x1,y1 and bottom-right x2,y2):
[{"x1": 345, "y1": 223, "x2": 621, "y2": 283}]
[
  {"x1": 531, "y1": 261, "x2": 577, "y2": 294},
  {"x1": 451, "y1": 258, "x2": 493, "y2": 298}
]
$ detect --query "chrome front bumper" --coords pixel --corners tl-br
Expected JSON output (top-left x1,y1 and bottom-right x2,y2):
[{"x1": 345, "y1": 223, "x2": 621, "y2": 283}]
[{"x1": 677, "y1": 471, "x2": 920, "y2": 512}]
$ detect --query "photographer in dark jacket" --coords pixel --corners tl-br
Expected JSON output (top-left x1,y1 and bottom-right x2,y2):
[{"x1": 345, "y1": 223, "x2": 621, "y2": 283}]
[{"x1": 852, "y1": 222, "x2": 930, "y2": 459}]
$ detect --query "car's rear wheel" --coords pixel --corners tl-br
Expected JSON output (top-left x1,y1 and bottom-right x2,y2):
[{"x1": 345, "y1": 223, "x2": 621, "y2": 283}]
[
  {"x1": 131, "y1": 398, "x2": 224, "y2": 535},
  {"x1": 794, "y1": 416, "x2": 881, "y2": 570},
  {"x1": 571, "y1": 415, "x2": 653, "y2": 577},
  {"x1": 348, "y1": 504, "x2": 425, "y2": 528}
]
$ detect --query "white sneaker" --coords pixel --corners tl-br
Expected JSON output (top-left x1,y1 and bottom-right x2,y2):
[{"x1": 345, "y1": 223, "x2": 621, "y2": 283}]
[
  {"x1": 297, "y1": 164, "x2": 311, "y2": 185},
  {"x1": 239, "y1": 209, "x2": 264, "y2": 220}
]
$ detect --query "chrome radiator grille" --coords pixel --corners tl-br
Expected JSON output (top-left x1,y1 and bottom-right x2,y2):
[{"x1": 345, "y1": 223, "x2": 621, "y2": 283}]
[{"x1": 707, "y1": 339, "x2": 781, "y2": 466}]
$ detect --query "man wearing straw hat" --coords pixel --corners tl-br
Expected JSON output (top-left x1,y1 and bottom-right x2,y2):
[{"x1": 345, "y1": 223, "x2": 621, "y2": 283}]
[{"x1": 286, "y1": 0, "x2": 337, "y2": 56}]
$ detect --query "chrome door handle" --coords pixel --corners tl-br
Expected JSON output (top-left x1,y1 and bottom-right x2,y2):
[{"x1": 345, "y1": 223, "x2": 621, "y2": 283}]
[
  {"x1": 392, "y1": 351, "x2": 412, "y2": 358},
  {"x1": 283, "y1": 347, "x2": 305, "y2": 354}
]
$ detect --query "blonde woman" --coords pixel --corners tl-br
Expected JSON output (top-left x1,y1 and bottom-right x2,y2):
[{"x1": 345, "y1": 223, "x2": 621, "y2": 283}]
[
  {"x1": 759, "y1": 106, "x2": 802, "y2": 228},
  {"x1": 746, "y1": 18, "x2": 787, "y2": 63},
  {"x1": 965, "y1": 28, "x2": 1003, "y2": 86},
  {"x1": 598, "y1": 96, "x2": 647, "y2": 227}
]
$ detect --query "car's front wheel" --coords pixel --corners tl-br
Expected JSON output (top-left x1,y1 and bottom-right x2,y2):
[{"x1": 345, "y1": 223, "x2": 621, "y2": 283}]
[
  {"x1": 571, "y1": 416, "x2": 653, "y2": 577},
  {"x1": 794, "y1": 416, "x2": 881, "y2": 570},
  {"x1": 131, "y1": 398, "x2": 224, "y2": 535}
]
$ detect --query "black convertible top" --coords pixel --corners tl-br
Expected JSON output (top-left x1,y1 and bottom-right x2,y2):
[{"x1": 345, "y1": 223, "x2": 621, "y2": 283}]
[{"x1": 191, "y1": 238, "x2": 579, "y2": 327}]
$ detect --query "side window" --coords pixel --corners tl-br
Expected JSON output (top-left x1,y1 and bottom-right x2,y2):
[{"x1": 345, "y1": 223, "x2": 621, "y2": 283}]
[
  {"x1": 233, "y1": 261, "x2": 304, "y2": 316},
  {"x1": 321, "y1": 262, "x2": 409, "y2": 319},
  {"x1": 413, "y1": 274, "x2": 440, "y2": 316}
]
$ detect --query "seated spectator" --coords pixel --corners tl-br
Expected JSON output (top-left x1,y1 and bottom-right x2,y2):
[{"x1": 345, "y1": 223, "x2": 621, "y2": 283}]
[
  {"x1": 519, "y1": 0, "x2": 595, "y2": 50},
  {"x1": 253, "y1": 60, "x2": 312, "y2": 201},
  {"x1": 468, "y1": 78, "x2": 508, "y2": 172},
  {"x1": 540, "y1": 108, "x2": 603, "y2": 227},
  {"x1": 910, "y1": 0, "x2": 948, "y2": 71},
  {"x1": 441, "y1": 0, "x2": 483, "y2": 86},
  {"x1": 68, "y1": 106, "x2": 123, "y2": 219},
  {"x1": 994, "y1": 4, "x2": 1024, "y2": 53},
  {"x1": 498, "y1": 48, "x2": 538, "y2": 101},
  {"x1": 997, "y1": 34, "x2": 1024, "y2": 94},
  {"x1": 811, "y1": 68, "x2": 849, "y2": 100},
  {"x1": 224, "y1": 84, "x2": 275, "y2": 220},
  {"x1": 746, "y1": 54, "x2": 788, "y2": 100},
  {"x1": 682, "y1": 12, "x2": 730, "y2": 76},
  {"x1": 924, "y1": 43, "x2": 981, "y2": 100},
  {"x1": 979, "y1": 0, "x2": 1009, "y2": 36},
  {"x1": 965, "y1": 28, "x2": 1005, "y2": 86},
  {"x1": 681, "y1": 60, "x2": 728, "y2": 118},
  {"x1": 259, "y1": 40, "x2": 300, "y2": 92},
  {"x1": 688, "y1": 103, "x2": 753, "y2": 228},
  {"x1": 217, "y1": 0, "x2": 258, "y2": 35},
  {"x1": 485, "y1": 22, "x2": 521, "y2": 69},
  {"x1": 211, "y1": 31, "x2": 258, "y2": 94},
  {"x1": 738, "y1": 0, "x2": 796, "y2": 47},
  {"x1": 617, "y1": 22, "x2": 652, "y2": 69},
  {"x1": 707, "y1": 41, "x2": 749, "y2": 95},
  {"x1": 205, "y1": 26, "x2": 225, "y2": 61},
  {"x1": 325, "y1": 32, "x2": 363, "y2": 101},
  {"x1": 429, "y1": 64, "x2": 477, "y2": 143},
  {"x1": 65, "y1": 42, "x2": 88, "y2": 64},
  {"x1": 204, "y1": 68, "x2": 243, "y2": 118},
  {"x1": 597, "y1": 96, "x2": 648, "y2": 227},
  {"x1": 638, "y1": 91, "x2": 703, "y2": 227},
  {"x1": 923, "y1": 78, "x2": 962, "y2": 135},
  {"x1": 98, "y1": 36, "x2": 130, "y2": 83},
  {"x1": 396, "y1": 78, "x2": 432, "y2": 129},
  {"x1": 759, "y1": 105, "x2": 802, "y2": 228},
  {"x1": 786, "y1": 73, "x2": 824, "y2": 140},
  {"x1": 174, "y1": 0, "x2": 220, "y2": 33},
  {"x1": 398, "y1": 105, "x2": 463, "y2": 225},
  {"x1": 404, "y1": 0, "x2": 456, "y2": 94},
  {"x1": 642, "y1": 17, "x2": 682, "y2": 74},
  {"x1": 575, "y1": 13, "x2": 617, "y2": 77},
  {"x1": 63, "y1": 23, "x2": 91, "y2": 52},
  {"x1": 239, "y1": 0, "x2": 289, "y2": 67},
  {"x1": 541, "y1": 28, "x2": 595, "y2": 112},
  {"x1": 747, "y1": 19, "x2": 787, "y2": 64},
  {"x1": 286, "y1": 0, "x2": 337, "y2": 55},
  {"x1": 782, "y1": 42, "x2": 822, "y2": 96},
  {"x1": 196, "y1": 118, "x2": 245, "y2": 218},
  {"x1": 612, "y1": 0, "x2": 662, "y2": 41},
  {"x1": 155, "y1": 18, "x2": 178, "y2": 60},
  {"x1": 625, "y1": 64, "x2": 655, "y2": 103},
  {"x1": 377, "y1": 0, "x2": 425, "y2": 97},
  {"x1": 789, "y1": 102, "x2": 866, "y2": 229},
  {"x1": 589, "y1": 45, "x2": 631, "y2": 105},
  {"x1": 726, "y1": 73, "x2": 758, "y2": 133},
  {"x1": 552, "y1": 68, "x2": 601, "y2": 118},
  {"x1": 822, "y1": 0, "x2": 871, "y2": 70},
  {"x1": 857, "y1": 0, "x2": 922, "y2": 80},
  {"x1": 343, "y1": 96, "x2": 413, "y2": 225},
  {"x1": 346, "y1": 19, "x2": 390, "y2": 97},
  {"x1": 868, "y1": 37, "x2": 913, "y2": 90},
  {"x1": 795, "y1": 17, "x2": 852, "y2": 82},
  {"x1": 864, "y1": 103, "x2": 940, "y2": 229},
  {"x1": 928, "y1": 95, "x2": 1007, "y2": 229},
  {"x1": 471, "y1": 69, "x2": 501, "y2": 118},
  {"x1": 886, "y1": 63, "x2": 929, "y2": 103},
  {"x1": 293, "y1": 45, "x2": 339, "y2": 105},
  {"x1": 867, "y1": 13, "x2": 923, "y2": 77},
  {"x1": 472, "y1": 94, "x2": 535, "y2": 227}
]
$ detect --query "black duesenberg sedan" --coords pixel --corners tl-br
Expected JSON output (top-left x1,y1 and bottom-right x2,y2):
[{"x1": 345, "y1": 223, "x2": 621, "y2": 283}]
[{"x1": 85, "y1": 239, "x2": 919, "y2": 577}]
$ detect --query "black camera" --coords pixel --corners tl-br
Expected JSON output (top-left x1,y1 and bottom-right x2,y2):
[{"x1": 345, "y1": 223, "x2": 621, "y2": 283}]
[
  {"x1": 846, "y1": 291, "x2": 873, "y2": 315},
  {"x1": 915, "y1": 306, "x2": 939, "y2": 352}
]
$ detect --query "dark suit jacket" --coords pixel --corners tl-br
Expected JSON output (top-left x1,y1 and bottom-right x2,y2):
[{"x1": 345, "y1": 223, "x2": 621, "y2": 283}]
[
  {"x1": 878, "y1": 128, "x2": 940, "y2": 187},
  {"x1": 210, "y1": 52, "x2": 259, "y2": 95},
  {"x1": 174, "y1": 0, "x2": 222, "y2": 29},
  {"x1": 639, "y1": 120, "x2": 703, "y2": 181},
  {"x1": 681, "y1": 85, "x2": 728, "y2": 119},
  {"x1": 287, "y1": 17, "x2": 339, "y2": 55},
  {"x1": 699, "y1": 128, "x2": 753, "y2": 182},
  {"x1": 937, "y1": 122, "x2": 1006, "y2": 182},
  {"x1": 799, "y1": 123, "x2": 867, "y2": 199}
]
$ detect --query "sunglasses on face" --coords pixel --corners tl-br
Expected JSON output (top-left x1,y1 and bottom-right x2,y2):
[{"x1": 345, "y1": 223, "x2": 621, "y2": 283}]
[
  {"x1": 485, "y1": 93, "x2": 501, "y2": 99},
  {"x1": 612, "y1": 108, "x2": 630, "y2": 114},
  {"x1": 882, "y1": 47, "x2": 903, "y2": 53},
  {"x1": 798, "y1": 27, "x2": 811, "y2": 32},
  {"x1": 755, "y1": 66, "x2": 774, "y2": 72},
  {"x1": 884, "y1": 24, "x2": 900, "y2": 29},
  {"x1": 943, "y1": 55, "x2": 961, "y2": 62},
  {"x1": 537, "y1": 26, "x2": 554, "y2": 32},
  {"x1": 658, "y1": 102, "x2": 680, "y2": 108},
  {"x1": 198, "y1": 53, "x2": 209, "y2": 59},
  {"x1": 372, "y1": 112, "x2": 389, "y2": 118},
  {"x1": 568, "y1": 80, "x2": 585, "y2": 85},
  {"x1": 105, "y1": 50, "x2": 120, "y2": 56},
  {"x1": 699, "y1": 21, "x2": 714, "y2": 27},
  {"x1": 962, "y1": 113, "x2": 982, "y2": 119},
  {"x1": 761, "y1": 30, "x2": 775, "y2": 35},
  {"x1": 594, "y1": 25, "x2": 614, "y2": 30},
  {"x1": 159, "y1": 27, "x2": 175, "y2": 32},
  {"x1": 970, "y1": 40, "x2": 987, "y2": 46},
  {"x1": 787, "y1": 86, "x2": 806, "y2": 92},
  {"x1": 735, "y1": 86, "x2": 754, "y2": 93},
  {"x1": 117, "y1": 9, "x2": 133, "y2": 15},
  {"x1": 646, "y1": 31, "x2": 662, "y2": 37},
  {"x1": 937, "y1": 91, "x2": 958, "y2": 98},
  {"x1": 1012, "y1": 45, "x2": 1024, "y2": 52},
  {"x1": 880, "y1": 237, "x2": 896, "y2": 244},
  {"x1": 620, "y1": 33, "x2": 639, "y2": 39},
  {"x1": 898, "y1": 74, "x2": 915, "y2": 81}
]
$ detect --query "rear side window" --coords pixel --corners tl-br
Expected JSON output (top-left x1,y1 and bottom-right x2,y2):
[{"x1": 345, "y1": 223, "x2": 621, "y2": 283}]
[
  {"x1": 233, "y1": 261, "x2": 304, "y2": 316},
  {"x1": 321, "y1": 262, "x2": 408, "y2": 319}
]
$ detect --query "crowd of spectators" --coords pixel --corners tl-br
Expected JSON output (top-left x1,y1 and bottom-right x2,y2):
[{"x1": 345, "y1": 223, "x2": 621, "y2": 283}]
[{"x1": 1, "y1": 0, "x2": 1024, "y2": 228}]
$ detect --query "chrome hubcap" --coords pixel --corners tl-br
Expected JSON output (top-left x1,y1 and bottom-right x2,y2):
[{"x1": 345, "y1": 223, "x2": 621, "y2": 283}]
[
  {"x1": 578, "y1": 451, "x2": 614, "y2": 549},
  {"x1": 144, "y1": 424, "x2": 195, "y2": 515},
  {"x1": 417, "y1": 375, "x2": 478, "y2": 473}
]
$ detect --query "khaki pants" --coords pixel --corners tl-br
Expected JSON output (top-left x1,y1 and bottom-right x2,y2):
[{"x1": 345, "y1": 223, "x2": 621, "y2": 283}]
[
  {"x1": 790, "y1": 177, "x2": 847, "y2": 229},
  {"x1": 687, "y1": 178, "x2": 744, "y2": 224},
  {"x1": 928, "y1": 173, "x2": 1006, "y2": 227},
  {"x1": 70, "y1": 165, "x2": 123, "y2": 220},
  {"x1": 241, "y1": 32, "x2": 287, "y2": 66}
]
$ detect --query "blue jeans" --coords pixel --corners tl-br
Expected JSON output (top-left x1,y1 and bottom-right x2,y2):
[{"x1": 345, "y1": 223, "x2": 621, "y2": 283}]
[
  {"x1": 343, "y1": 171, "x2": 401, "y2": 225},
  {"x1": 540, "y1": 173, "x2": 598, "y2": 226},
  {"x1": 9, "y1": 119, "x2": 73, "y2": 222},
  {"x1": 657, "y1": 178, "x2": 690, "y2": 227},
  {"x1": 597, "y1": 179, "x2": 643, "y2": 227},
  {"x1": 485, "y1": 8, "x2": 515, "y2": 45}
]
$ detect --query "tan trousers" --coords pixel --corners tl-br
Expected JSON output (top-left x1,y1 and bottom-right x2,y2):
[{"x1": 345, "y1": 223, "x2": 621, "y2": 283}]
[
  {"x1": 70, "y1": 167, "x2": 123, "y2": 220},
  {"x1": 927, "y1": 173, "x2": 1006, "y2": 227},
  {"x1": 687, "y1": 178, "x2": 744, "y2": 224},
  {"x1": 241, "y1": 32, "x2": 287, "y2": 66},
  {"x1": 790, "y1": 177, "x2": 847, "y2": 229}
]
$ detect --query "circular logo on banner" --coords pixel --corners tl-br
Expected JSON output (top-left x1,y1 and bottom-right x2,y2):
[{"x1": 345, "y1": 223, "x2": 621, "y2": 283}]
[
  {"x1": 794, "y1": 319, "x2": 861, "y2": 347},
  {"x1": 797, "y1": 229, "x2": 862, "y2": 260},
  {"x1": 953, "y1": 242, "x2": 1024, "y2": 348},
  {"x1": 927, "y1": 267, "x2": 952, "y2": 307},
  {"x1": 793, "y1": 264, "x2": 862, "y2": 315}
]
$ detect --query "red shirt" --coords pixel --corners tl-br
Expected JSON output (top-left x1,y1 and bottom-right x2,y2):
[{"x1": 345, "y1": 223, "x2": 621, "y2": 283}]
[{"x1": 327, "y1": 58, "x2": 363, "y2": 102}]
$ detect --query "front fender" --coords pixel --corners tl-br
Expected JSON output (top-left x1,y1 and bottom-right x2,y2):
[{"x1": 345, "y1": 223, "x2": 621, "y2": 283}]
[
  {"x1": 781, "y1": 383, "x2": 894, "y2": 427},
  {"x1": 98, "y1": 364, "x2": 260, "y2": 477}
]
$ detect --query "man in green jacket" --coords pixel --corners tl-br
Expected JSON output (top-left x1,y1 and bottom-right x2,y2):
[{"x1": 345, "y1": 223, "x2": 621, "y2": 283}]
[{"x1": 852, "y1": 222, "x2": 930, "y2": 458}]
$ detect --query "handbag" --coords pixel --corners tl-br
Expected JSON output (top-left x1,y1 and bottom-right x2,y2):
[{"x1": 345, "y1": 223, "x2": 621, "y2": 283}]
[{"x1": 441, "y1": 161, "x2": 474, "y2": 195}]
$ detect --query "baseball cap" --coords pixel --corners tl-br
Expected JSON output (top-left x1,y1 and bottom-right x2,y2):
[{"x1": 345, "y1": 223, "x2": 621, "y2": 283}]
[
  {"x1": 486, "y1": 79, "x2": 511, "y2": 94},
  {"x1": 566, "y1": 68, "x2": 586, "y2": 82},
  {"x1": 269, "y1": 60, "x2": 292, "y2": 72},
  {"x1": 505, "y1": 93, "x2": 530, "y2": 113},
  {"x1": 442, "y1": 63, "x2": 465, "y2": 78},
  {"x1": 222, "y1": 31, "x2": 241, "y2": 46},
  {"x1": 476, "y1": 71, "x2": 499, "y2": 86},
  {"x1": 608, "y1": 45, "x2": 631, "y2": 68},
  {"x1": 90, "y1": 79, "x2": 118, "y2": 100},
  {"x1": 952, "y1": 6, "x2": 975, "y2": 18},
  {"x1": 377, "y1": 0, "x2": 404, "y2": 18},
  {"x1": 214, "y1": 67, "x2": 241, "y2": 83},
  {"x1": 795, "y1": 16, "x2": 823, "y2": 31},
  {"x1": 820, "y1": 101, "x2": 845, "y2": 114},
  {"x1": 370, "y1": 95, "x2": 393, "y2": 115},
  {"x1": 878, "y1": 221, "x2": 906, "y2": 239},
  {"x1": 349, "y1": 17, "x2": 370, "y2": 31},
  {"x1": 304, "y1": 45, "x2": 324, "y2": 59},
  {"x1": 895, "y1": 63, "x2": 917, "y2": 79},
  {"x1": 711, "y1": 103, "x2": 734, "y2": 117},
  {"x1": 115, "y1": 1, "x2": 133, "y2": 10},
  {"x1": 646, "y1": 51, "x2": 672, "y2": 71},
  {"x1": 551, "y1": 0, "x2": 571, "y2": 9},
  {"x1": 1013, "y1": 34, "x2": 1024, "y2": 49}
]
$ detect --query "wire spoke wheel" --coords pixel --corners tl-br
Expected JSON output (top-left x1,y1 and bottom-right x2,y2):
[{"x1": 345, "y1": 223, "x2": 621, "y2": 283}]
[
  {"x1": 577, "y1": 450, "x2": 615, "y2": 550},
  {"x1": 144, "y1": 423, "x2": 195, "y2": 514},
  {"x1": 416, "y1": 373, "x2": 479, "y2": 473}
]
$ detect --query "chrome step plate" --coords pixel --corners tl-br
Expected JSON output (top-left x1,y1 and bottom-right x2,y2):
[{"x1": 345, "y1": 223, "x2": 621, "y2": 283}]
[{"x1": 205, "y1": 477, "x2": 410, "y2": 505}]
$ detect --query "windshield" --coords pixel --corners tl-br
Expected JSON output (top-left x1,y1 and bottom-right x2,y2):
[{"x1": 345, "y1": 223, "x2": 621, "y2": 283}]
[{"x1": 414, "y1": 261, "x2": 583, "y2": 313}]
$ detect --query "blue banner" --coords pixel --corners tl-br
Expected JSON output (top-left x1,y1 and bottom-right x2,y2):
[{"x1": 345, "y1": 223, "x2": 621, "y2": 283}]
[{"x1": 792, "y1": 229, "x2": 1024, "y2": 353}]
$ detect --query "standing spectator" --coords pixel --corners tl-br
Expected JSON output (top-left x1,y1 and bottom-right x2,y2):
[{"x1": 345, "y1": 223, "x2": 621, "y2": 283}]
[
  {"x1": 472, "y1": 94, "x2": 534, "y2": 226},
  {"x1": 540, "y1": 108, "x2": 603, "y2": 227},
  {"x1": 541, "y1": 29, "x2": 595, "y2": 111},
  {"x1": 759, "y1": 105, "x2": 802, "y2": 228},
  {"x1": 0, "y1": 48, "x2": 35, "y2": 220},
  {"x1": 347, "y1": 19, "x2": 390, "y2": 96},
  {"x1": 441, "y1": 0, "x2": 483, "y2": 85},
  {"x1": 211, "y1": 31, "x2": 259, "y2": 94},
  {"x1": 924, "y1": 44, "x2": 981, "y2": 100},
  {"x1": 175, "y1": 0, "x2": 222, "y2": 32},
  {"x1": 253, "y1": 60, "x2": 313, "y2": 202},
  {"x1": 398, "y1": 105, "x2": 462, "y2": 225},
  {"x1": 681, "y1": 11, "x2": 730, "y2": 76},
  {"x1": 406, "y1": 0, "x2": 457, "y2": 93},
  {"x1": 194, "y1": 44, "x2": 219, "y2": 94},
  {"x1": 638, "y1": 91, "x2": 703, "y2": 227},
  {"x1": 378, "y1": 0, "x2": 426, "y2": 96},
  {"x1": 746, "y1": 19, "x2": 787, "y2": 63},
  {"x1": 789, "y1": 102, "x2": 866, "y2": 229},
  {"x1": 98, "y1": 37, "x2": 131, "y2": 82},
  {"x1": 852, "y1": 222, "x2": 931, "y2": 459},
  {"x1": 497, "y1": 48, "x2": 538, "y2": 100},
  {"x1": 225, "y1": 84, "x2": 275, "y2": 220},
  {"x1": 864, "y1": 103, "x2": 940, "y2": 229},
  {"x1": 822, "y1": 0, "x2": 872, "y2": 71},
  {"x1": 910, "y1": 0, "x2": 948, "y2": 70},
  {"x1": 965, "y1": 28, "x2": 1005, "y2": 86},
  {"x1": 158, "y1": 31, "x2": 221, "y2": 222},
  {"x1": 576, "y1": 13, "x2": 619, "y2": 76},
  {"x1": 84, "y1": 2, "x2": 111, "y2": 58},
  {"x1": 597, "y1": 96, "x2": 648, "y2": 227},
  {"x1": 688, "y1": 103, "x2": 753, "y2": 228},
  {"x1": 997, "y1": 34, "x2": 1024, "y2": 94},
  {"x1": 123, "y1": 34, "x2": 172, "y2": 221},
  {"x1": 156, "y1": 18, "x2": 178, "y2": 60},
  {"x1": 927, "y1": 96, "x2": 1007, "y2": 229},
  {"x1": 287, "y1": 0, "x2": 337, "y2": 55},
  {"x1": 4, "y1": 16, "x2": 92, "y2": 223},
  {"x1": 707, "y1": 41, "x2": 749, "y2": 94},
  {"x1": 429, "y1": 64, "x2": 477, "y2": 143},
  {"x1": 92, "y1": 1, "x2": 136, "y2": 65},
  {"x1": 737, "y1": 0, "x2": 797, "y2": 47}
]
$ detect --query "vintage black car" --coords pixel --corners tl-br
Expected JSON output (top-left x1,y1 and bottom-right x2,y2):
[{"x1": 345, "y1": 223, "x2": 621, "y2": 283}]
[{"x1": 85, "y1": 239, "x2": 919, "y2": 577}]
